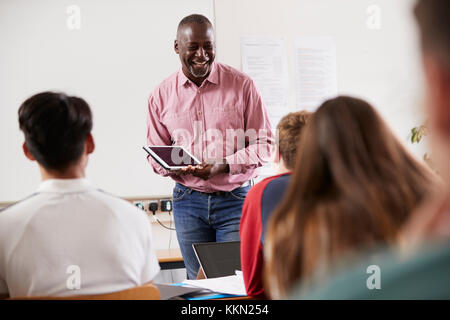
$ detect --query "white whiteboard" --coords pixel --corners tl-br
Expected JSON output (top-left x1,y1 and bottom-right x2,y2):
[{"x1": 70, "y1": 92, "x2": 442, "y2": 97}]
[
  {"x1": 0, "y1": 0, "x2": 214, "y2": 202},
  {"x1": 0, "y1": 0, "x2": 428, "y2": 202}
]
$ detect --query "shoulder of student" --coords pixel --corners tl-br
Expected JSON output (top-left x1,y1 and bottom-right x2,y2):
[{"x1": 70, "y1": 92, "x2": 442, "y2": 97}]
[
  {"x1": 246, "y1": 175, "x2": 283, "y2": 200},
  {"x1": 0, "y1": 193, "x2": 41, "y2": 218},
  {"x1": 94, "y1": 189, "x2": 149, "y2": 220},
  {"x1": 0, "y1": 190, "x2": 148, "y2": 225}
]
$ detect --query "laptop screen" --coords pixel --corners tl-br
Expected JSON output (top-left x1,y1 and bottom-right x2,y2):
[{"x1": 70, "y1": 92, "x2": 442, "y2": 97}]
[{"x1": 192, "y1": 241, "x2": 241, "y2": 279}]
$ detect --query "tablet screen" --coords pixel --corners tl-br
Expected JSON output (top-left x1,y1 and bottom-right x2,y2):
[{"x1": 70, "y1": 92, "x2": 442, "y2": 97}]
[{"x1": 148, "y1": 146, "x2": 199, "y2": 167}]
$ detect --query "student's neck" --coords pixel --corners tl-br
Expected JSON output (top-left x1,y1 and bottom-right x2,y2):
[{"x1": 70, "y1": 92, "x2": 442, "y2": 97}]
[
  {"x1": 274, "y1": 160, "x2": 291, "y2": 175},
  {"x1": 276, "y1": 167, "x2": 291, "y2": 175},
  {"x1": 40, "y1": 165, "x2": 86, "y2": 181}
]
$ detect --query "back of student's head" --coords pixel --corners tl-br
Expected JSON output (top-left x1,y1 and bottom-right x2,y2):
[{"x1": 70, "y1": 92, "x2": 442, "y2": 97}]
[
  {"x1": 276, "y1": 111, "x2": 311, "y2": 170},
  {"x1": 414, "y1": 0, "x2": 450, "y2": 72},
  {"x1": 18, "y1": 91, "x2": 93, "y2": 172},
  {"x1": 264, "y1": 96, "x2": 435, "y2": 298},
  {"x1": 414, "y1": 0, "x2": 450, "y2": 186}
]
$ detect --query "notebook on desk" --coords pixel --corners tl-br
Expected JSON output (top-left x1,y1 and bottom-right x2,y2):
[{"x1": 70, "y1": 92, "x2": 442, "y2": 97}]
[
  {"x1": 155, "y1": 283, "x2": 205, "y2": 300},
  {"x1": 192, "y1": 241, "x2": 241, "y2": 279}
]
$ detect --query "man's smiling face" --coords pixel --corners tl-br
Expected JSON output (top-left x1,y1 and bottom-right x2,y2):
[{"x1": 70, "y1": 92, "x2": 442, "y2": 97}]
[{"x1": 175, "y1": 22, "x2": 215, "y2": 86}]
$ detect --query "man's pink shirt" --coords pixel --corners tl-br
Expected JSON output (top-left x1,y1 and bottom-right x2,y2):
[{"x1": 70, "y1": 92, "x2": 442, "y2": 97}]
[{"x1": 146, "y1": 62, "x2": 273, "y2": 192}]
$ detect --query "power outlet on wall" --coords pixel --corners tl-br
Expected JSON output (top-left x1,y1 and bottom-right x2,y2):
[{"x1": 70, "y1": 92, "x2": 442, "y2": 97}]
[
  {"x1": 160, "y1": 199, "x2": 172, "y2": 212},
  {"x1": 148, "y1": 201, "x2": 159, "y2": 215},
  {"x1": 132, "y1": 199, "x2": 173, "y2": 223}
]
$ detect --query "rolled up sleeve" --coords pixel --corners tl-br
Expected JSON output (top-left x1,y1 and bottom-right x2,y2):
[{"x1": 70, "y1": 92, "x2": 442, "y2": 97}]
[{"x1": 146, "y1": 94, "x2": 172, "y2": 177}]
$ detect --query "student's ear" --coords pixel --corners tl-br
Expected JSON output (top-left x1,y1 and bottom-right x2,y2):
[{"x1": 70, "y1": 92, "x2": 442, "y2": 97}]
[
  {"x1": 22, "y1": 142, "x2": 35, "y2": 161},
  {"x1": 85, "y1": 133, "x2": 95, "y2": 155},
  {"x1": 174, "y1": 39, "x2": 179, "y2": 54}
]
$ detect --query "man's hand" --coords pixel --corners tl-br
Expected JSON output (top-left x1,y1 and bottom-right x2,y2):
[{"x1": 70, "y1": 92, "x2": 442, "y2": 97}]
[
  {"x1": 167, "y1": 168, "x2": 184, "y2": 176},
  {"x1": 167, "y1": 165, "x2": 201, "y2": 177},
  {"x1": 174, "y1": 161, "x2": 229, "y2": 180}
]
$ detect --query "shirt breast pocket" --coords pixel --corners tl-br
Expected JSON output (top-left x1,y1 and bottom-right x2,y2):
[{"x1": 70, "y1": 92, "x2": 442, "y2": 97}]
[
  {"x1": 205, "y1": 105, "x2": 242, "y2": 131},
  {"x1": 162, "y1": 112, "x2": 193, "y2": 145}
]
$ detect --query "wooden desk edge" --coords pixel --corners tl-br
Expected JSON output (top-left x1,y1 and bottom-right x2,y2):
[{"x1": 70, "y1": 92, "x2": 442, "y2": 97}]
[{"x1": 156, "y1": 249, "x2": 183, "y2": 264}]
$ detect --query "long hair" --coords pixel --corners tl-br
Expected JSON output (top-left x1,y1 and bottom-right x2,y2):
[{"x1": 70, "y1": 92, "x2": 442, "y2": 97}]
[{"x1": 264, "y1": 96, "x2": 436, "y2": 298}]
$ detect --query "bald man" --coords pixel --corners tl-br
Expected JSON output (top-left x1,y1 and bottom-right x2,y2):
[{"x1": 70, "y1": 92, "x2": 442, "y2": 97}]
[{"x1": 146, "y1": 14, "x2": 273, "y2": 279}]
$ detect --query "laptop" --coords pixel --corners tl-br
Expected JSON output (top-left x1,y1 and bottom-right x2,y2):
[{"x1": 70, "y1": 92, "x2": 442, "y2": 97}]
[{"x1": 192, "y1": 241, "x2": 241, "y2": 279}]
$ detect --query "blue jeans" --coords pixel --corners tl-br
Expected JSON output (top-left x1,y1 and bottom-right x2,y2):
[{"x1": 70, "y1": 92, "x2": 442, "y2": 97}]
[{"x1": 172, "y1": 183, "x2": 250, "y2": 279}]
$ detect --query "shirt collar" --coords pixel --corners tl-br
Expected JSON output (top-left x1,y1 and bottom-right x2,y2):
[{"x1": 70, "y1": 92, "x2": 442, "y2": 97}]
[
  {"x1": 178, "y1": 69, "x2": 190, "y2": 87},
  {"x1": 274, "y1": 172, "x2": 292, "y2": 178},
  {"x1": 178, "y1": 61, "x2": 219, "y2": 87},
  {"x1": 36, "y1": 178, "x2": 94, "y2": 194},
  {"x1": 206, "y1": 62, "x2": 219, "y2": 85}
]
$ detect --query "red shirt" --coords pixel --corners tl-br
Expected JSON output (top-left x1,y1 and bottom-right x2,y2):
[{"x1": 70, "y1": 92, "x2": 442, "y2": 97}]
[{"x1": 240, "y1": 173, "x2": 291, "y2": 298}]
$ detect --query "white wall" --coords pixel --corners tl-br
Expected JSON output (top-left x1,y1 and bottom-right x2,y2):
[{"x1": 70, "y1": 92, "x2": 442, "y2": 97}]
[
  {"x1": 0, "y1": 0, "x2": 429, "y2": 203},
  {"x1": 0, "y1": 0, "x2": 214, "y2": 202},
  {"x1": 150, "y1": 218, "x2": 187, "y2": 283},
  {"x1": 214, "y1": 0, "x2": 429, "y2": 157}
]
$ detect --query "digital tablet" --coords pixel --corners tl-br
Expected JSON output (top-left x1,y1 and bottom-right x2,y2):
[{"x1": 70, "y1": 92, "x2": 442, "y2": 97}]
[
  {"x1": 192, "y1": 241, "x2": 241, "y2": 279},
  {"x1": 143, "y1": 145, "x2": 201, "y2": 170}
]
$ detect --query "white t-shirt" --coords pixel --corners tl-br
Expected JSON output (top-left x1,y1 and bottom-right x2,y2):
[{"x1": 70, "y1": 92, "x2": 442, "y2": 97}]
[{"x1": 0, "y1": 178, "x2": 160, "y2": 298}]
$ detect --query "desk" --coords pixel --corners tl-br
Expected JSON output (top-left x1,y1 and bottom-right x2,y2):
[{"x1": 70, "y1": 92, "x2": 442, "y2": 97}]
[
  {"x1": 156, "y1": 251, "x2": 252, "y2": 300},
  {"x1": 156, "y1": 248, "x2": 185, "y2": 270}
]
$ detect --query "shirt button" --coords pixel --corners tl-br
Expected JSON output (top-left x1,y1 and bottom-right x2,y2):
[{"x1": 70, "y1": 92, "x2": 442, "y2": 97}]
[
  {"x1": 198, "y1": 111, "x2": 202, "y2": 115},
  {"x1": 197, "y1": 89, "x2": 201, "y2": 94}
]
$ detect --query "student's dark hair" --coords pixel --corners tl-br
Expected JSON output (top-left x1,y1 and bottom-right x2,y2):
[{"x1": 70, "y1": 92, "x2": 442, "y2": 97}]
[
  {"x1": 264, "y1": 96, "x2": 436, "y2": 298},
  {"x1": 177, "y1": 14, "x2": 212, "y2": 35},
  {"x1": 18, "y1": 91, "x2": 93, "y2": 172},
  {"x1": 414, "y1": 0, "x2": 450, "y2": 70}
]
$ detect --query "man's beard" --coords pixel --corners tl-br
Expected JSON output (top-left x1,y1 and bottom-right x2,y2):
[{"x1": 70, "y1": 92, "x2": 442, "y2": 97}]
[{"x1": 189, "y1": 64, "x2": 210, "y2": 78}]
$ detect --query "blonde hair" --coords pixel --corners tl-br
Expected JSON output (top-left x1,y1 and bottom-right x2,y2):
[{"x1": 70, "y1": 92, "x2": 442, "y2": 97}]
[{"x1": 276, "y1": 111, "x2": 312, "y2": 170}]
